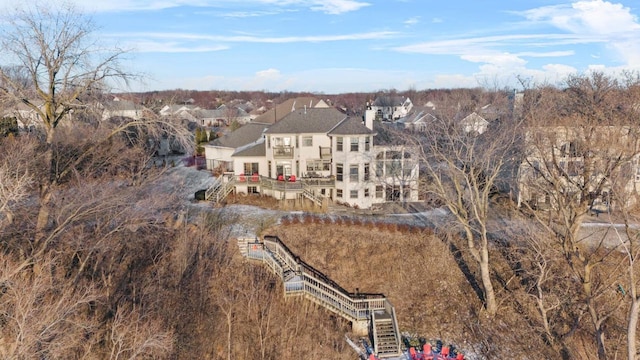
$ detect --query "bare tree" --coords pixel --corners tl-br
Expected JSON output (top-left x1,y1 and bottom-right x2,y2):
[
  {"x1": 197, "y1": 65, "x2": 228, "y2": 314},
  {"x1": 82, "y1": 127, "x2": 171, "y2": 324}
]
[
  {"x1": 519, "y1": 72, "x2": 640, "y2": 359},
  {"x1": 413, "y1": 89, "x2": 521, "y2": 316},
  {"x1": 0, "y1": 135, "x2": 37, "y2": 226},
  {"x1": 0, "y1": 3, "x2": 192, "y2": 244}
]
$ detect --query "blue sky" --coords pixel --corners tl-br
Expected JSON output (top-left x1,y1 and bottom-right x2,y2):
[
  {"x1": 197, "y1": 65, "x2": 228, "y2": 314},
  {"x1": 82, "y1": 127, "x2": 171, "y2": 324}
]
[{"x1": 4, "y1": 0, "x2": 640, "y2": 93}]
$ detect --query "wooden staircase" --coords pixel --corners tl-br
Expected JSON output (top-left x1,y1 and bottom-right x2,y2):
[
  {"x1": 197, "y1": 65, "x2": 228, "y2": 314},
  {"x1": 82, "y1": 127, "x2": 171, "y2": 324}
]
[
  {"x1": 237, "y1": 236, "x2": 403, "y2": 358},
  {"x1": 205, "y1": 176, "x2": 235, "y2": 203},
  {"x1": 301, "y1": 187, "x2": 324, "y2": 207},
  {"x1": 372, "y1": 310, "x2": 402, "y2": 358}
]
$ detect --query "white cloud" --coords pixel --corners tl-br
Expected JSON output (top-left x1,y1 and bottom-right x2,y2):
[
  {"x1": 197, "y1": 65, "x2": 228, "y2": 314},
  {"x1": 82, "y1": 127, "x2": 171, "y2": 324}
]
[
  {"x1": 404, "y1": 17, "x2": 420, "y2": 26},
  {"x1": 309, "y1": 0, "x2": 370, "y2": 14},
  {"x1": 522, "y1": 0, "x2": 640, "y2": 35},
  {"x1": 520, "y1": 1, "x2": 640, "y2": 67},
  {"x1": 62, "y1": 0, "x2": 369, "y2": 14},
  {"x1": 113, "y1": 31, "x2": 397, "y2": 45},
  {"x1": 129, "y1": 40, "x2": 228, "y2": 53},
  {"x1": 256, "y1": 68, "x2": 281, "y2": 79}
]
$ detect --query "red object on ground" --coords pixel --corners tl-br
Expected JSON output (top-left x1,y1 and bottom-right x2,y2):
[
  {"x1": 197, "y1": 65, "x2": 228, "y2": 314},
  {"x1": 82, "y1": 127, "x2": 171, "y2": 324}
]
[
  {"x1": 423, "y1": 343, "x2": 433, "y2": 360},
  {"x1": 440, "y1": 346, "x2": 450, "y2": 358},
  {"x1": 409, "y1": 347, "x2": 419, "y2": 360},
  {"x1": 456, "y1": 353, "x2": 464, "y2": 360}
]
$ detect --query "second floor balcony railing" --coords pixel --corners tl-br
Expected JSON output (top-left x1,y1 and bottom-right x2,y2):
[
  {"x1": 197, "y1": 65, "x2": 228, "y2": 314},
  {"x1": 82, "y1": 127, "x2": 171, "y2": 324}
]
[{"x1": 273, "y1": 146, "x2": 294, "y2": 158}]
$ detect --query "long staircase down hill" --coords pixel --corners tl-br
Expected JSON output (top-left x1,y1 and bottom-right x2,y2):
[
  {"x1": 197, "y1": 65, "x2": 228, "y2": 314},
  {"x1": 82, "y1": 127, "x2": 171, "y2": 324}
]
[{"x1": 237, "y1": 236, "x2": 403, "y2": 359}]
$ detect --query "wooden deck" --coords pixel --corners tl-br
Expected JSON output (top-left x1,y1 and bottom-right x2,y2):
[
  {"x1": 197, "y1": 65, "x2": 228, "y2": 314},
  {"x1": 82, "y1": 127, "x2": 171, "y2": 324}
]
[{"x1": 237, "y1": 236, "x2": 402, "y2": 358}]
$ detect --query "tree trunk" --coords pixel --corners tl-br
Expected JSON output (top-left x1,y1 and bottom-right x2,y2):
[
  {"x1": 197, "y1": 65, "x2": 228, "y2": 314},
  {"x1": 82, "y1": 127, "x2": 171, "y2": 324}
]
[
  {"x1": 35, "y1": 128, "x2": 55, "y2": 243},
  {"x1": 480, "y1": 239, "x2": 497, "y2": 316},
  {"x1": 628, "y1": 298, "x2": 639, "y2": 360}
]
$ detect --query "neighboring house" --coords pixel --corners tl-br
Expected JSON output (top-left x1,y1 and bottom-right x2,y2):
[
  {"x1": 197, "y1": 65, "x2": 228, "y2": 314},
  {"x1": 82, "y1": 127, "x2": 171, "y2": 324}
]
[
  {"x1": 252, "y1": 97, "x2": 328, "y2": 124},
  {"x1": 203, "y1": 107, "x2": 419, "y2": 209},
  {"x1": 159, "y1": 104, "x2": 200, "y2": 117},
  {"x1": 367, "y1": 96, "x2": 413, "y2": 121},
  {"x1": 101, "y1": 99, "x2": 146, "y2": 120},
  {"x1": 460, "y1": 112, "x2": 490, "y2": 135},
  {"x1": 515, "y1": 126, "x2": 640, "y2": 210},
  {"x1": 396, "y1": 106, "x2": 438, "y2": 132},
  {"x1": 3, "y1": 101, "x2": 43, "y2": 130}
]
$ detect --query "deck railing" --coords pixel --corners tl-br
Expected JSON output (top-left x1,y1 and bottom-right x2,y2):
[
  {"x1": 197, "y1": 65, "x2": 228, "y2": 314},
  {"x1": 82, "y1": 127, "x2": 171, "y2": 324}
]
[
  {"x1": 242, "y1": 236, "x2": 392, "y2": 322},
  {"x1": 238, "y1": 236, "x2": 402, "y2": 357}
]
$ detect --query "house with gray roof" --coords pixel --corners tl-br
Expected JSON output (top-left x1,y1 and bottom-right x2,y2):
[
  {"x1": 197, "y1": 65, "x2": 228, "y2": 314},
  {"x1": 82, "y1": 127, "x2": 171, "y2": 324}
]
[
  {"x1": 203, "y1": 106, "x2": 419, "y2": 209},
  {"x1": 367, "y1": 96, "x2": 413, "y2": 121},
  {"x1": 101, "y1": 99, "x2": 147, "y2": 120}
]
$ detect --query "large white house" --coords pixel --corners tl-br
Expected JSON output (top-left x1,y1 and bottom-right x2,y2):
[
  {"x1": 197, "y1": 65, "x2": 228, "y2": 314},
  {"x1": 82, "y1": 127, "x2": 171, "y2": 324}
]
[{"x1": 203, "y1": 107, "x2": 419, "y2": 209}]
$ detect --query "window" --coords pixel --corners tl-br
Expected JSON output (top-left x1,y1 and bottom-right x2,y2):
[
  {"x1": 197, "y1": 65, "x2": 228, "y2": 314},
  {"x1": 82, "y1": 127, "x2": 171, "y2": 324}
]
[
  {"x1": 337, "y1": 137, "x2": 343, "y2": 152},
  {"x1": 268, "y1": 161, "x2": 272, "y2": 178},
  {"x1": 365, "y1": 136, "x2": 370, "y2": 151},
  {"x1": 244, "y1": 162, "x2": 259, "y2": 175},
  {"x1": 364, "y1": 163, "x2": 370, "y2": 181},
  {"x1": 336, "y1": 163, "x2": 343, "y2": 181},
  {"x1": 273, "y1": 137, "x2": 290, "y2": 147},
  {"x1": 364, "y1": 188, "x2": 370, "y2": 197},
  {"x1": 376, "y1": 185, "x2": 384, "y2": 198},
  {"x1": 302, "y1": 136, "x2": 313, "y2": 147},
  {"x1": 350, "y1": 190, "x2": 358, "y2": 199},
  {"x1": 337, "y1": 189, "x2": 343, "y2": 198},
  {"x1": 351, "y1": 137, "x2": 359, "y2": 152},
  {"x1": 350, "y1": 165, "x2": 359, "y2": 182},
  {"x1": 306, "y1": 160, "x2": 331, "y2": 172},
  {"x1": 267, "y1": 136, "x2": 271, "y2": 148}
]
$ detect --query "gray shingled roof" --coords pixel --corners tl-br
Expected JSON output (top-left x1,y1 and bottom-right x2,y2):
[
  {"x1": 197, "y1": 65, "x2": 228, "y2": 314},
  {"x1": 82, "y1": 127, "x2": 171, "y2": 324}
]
[
  {"x1": 233, "y1": 140, "x2": 266, "y2": 157},
  {"x1": 328, "y1": 116, "x2": 376, "y2": 136},
  {"x1": 210, "y1": 122, "x2": 270, "y2": 148},
  {"x1": 253, "y1": 97, "x2": 321, "y2": 124},
  {"x1": 263, "y1": 107, "x2": 346, "y2": 135}
]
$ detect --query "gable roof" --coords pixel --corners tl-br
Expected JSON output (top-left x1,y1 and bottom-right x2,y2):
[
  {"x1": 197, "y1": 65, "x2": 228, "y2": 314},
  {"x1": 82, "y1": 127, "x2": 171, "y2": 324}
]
[
  {"x1": 461, "y1": 112, "x2": 489, "y2": 126},
  {"x1": 253, "y1": 96, "x2": 323, "y2": 124},
  {"x1": 372, "y1": 96, "x2": 409, "y2": 107},
  {"x1": 263, "y1": 107, "x2": 346, "y2": 135},
  {"x1": 328, "y1": 116, "x2": 376, "y2": 136},
  {"x1": 233, "y1": 139, "x2": 266, "y2": 157},
  {"x1": 397, "y1": 106, "x2": 438, "y2": 125},
  {"x1": 210, "y1": 122, "x2": 270, "y2": 149}
]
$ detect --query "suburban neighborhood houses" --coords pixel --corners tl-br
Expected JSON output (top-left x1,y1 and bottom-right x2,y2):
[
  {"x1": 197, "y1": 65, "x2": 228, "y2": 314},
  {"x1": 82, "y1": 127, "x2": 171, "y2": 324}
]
[{"x1": 7, "y1": 2, "x2": 640, "y2": 359}]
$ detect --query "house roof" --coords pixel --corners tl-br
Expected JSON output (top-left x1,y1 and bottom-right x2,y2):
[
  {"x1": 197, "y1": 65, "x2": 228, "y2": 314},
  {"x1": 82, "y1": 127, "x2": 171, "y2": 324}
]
[
  {"x1": 210, "y1": 122, "x2": 270, "y2": 149},
  {"x1": 263, "y1": 107, "x2": 346, "y2": 135},
  {"x1": 328, "y1": 116, "x2": 376, "y2": 136},
  {"x1": 372, "y1": 96, "x2": 409, "y2": 107},
  {"x1": 103, "y1": 100, "x2": 143, "y2": 111},
  {"x1": 233, "y1": 139, "x2": 266, "y2": 157},
  {"x1": 460, "y1": 112, "x2": 489, "y2": 126},
  {"x1": 253, "y1": 96, "x2": 324, "y2": 124},
  {"x1": 397, "y1": 106, "x2": 438, "y2": 125}
]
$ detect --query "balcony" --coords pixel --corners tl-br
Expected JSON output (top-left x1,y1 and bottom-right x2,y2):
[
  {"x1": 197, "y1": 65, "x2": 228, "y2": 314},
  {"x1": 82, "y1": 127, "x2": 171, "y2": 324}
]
[
  {"x1": 319, "y1": 146, "x2": 331, "y2": 159},
  {"x1": 273, "y1": 146, "x2": 294, "y2": 159}
]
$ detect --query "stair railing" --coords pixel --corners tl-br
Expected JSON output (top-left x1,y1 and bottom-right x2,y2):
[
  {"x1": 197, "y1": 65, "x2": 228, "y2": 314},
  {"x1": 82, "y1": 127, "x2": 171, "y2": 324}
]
[{"x1": 238, "y1": 235, "x2": 402, "y2": 357}]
